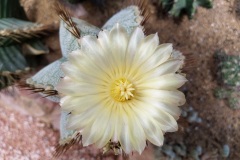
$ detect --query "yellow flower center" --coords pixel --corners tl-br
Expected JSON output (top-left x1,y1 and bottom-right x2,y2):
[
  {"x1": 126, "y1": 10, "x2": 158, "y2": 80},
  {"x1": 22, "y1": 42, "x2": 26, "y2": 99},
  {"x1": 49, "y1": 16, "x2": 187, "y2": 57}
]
[{"x1": 110, "y1": 78, "x2": 135, "y2": 102}]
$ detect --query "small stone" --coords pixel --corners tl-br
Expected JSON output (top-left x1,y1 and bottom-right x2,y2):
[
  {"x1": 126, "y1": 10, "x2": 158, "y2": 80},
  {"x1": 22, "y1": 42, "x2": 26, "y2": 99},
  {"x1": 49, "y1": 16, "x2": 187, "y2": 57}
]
[{"x1": 221, "y1": 144, "x2": 230, "y2": 158}]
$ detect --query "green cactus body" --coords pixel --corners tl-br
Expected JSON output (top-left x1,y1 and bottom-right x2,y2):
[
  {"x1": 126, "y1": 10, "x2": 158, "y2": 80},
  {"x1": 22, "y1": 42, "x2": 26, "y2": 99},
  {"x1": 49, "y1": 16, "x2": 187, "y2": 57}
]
[
  {"x1": 214, "y1": 51, "x2": 240, "y2": 110},
  {"x1": 0, "y1": 0, "x2": 49, "y2": 90},
  {"x1": 159, "y1": 0, "x2": 213, "y2": 18}
]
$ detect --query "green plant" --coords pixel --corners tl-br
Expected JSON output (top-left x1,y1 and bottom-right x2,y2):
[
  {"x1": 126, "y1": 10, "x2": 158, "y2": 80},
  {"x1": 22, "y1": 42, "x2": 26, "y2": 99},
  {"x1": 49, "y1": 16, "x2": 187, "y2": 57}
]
[
  {"x1": 0, "y1": 0, "x2": 49, "y2": 90},
  {"x1": 214, "y1": 51, "x2": 240, "y2": 109},
  {"x1": 158, "y1": 0, "x2": 213, "y2": 19}
]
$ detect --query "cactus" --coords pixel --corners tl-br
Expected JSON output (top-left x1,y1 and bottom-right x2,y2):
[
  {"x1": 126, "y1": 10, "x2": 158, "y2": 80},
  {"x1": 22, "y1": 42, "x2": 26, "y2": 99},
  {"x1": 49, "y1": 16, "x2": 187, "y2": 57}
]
[
  {"x1": 24, "y1": 3, "x2": 151, "y2": 155},
  {"x1": 214, "y1": 51, "x2": 240, "y2": 110},
  {"x1": 158, "y1": 0, "x2": 213, "y2": 19},
  {"x1": 0, "y1": 0, "x2": 49, "y2": 90}
]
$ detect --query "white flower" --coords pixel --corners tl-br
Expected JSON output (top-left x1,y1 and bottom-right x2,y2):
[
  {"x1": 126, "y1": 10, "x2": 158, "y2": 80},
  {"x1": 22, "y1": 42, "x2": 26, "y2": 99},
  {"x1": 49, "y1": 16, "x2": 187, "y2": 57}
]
[{"x1": 57, "y1": 23, "x2": 187, "y2": 154}]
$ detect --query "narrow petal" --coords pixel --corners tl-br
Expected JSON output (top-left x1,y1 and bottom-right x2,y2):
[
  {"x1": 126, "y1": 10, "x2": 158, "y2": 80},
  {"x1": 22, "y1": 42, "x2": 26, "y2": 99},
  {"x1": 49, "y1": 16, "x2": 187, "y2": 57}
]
[
  {"x1": 136, "y1": 73, "x2": 187, "y2": 90},
  {"x1": 112, "y1": 103, "x2": 122, "y2": 142},
  {"x1": 109, "y1": 23, "x2": 128, "y2": 75},
  {"x1": 80, "y1": 35, "x2": 111, "y2": 73},
  {"x1": 139, "y1": 89, "x2": 186, "y2": 106},
  {"x1": 135, "y1": 33, "x2": 159, "y2": 61},
  {"x1": 61, "y1": 62, "x2": 108, "y2": 85},
  {"x1": 123, "y1": 104, "x2": 146, "y2": 154},
  {"x1": 57, "y1": 77, "x2": 105, "y2": 96},
  {"x1": 132, "y1": 100, "x2": 178, "y2": 132},
  {"x1": 95, "y1": 101, "x2": 116, "y2": 147},
  {"x1": 81, "y1": 103, "x2": 112, "y2": 146},
  {"x1": 68, "y1": 50, "x2": 112, "y2": 81},
  {"x1": 152, "y1": 43, "x2": 173, "y2": 64},
  {"x1": 60, "y1": 95, "x2": 105, "y2": 114},
  {"x1": 131, "y1": 44, "x2": 173, "y2": 80},
  {"x1": 68, "y1": 104, "x2": 102, "y2": 130},
  {"x1": 127, "y1": 34, "x2": 159, "y2": 77},
  {"x1": 125, "y1": 27, "x2": 144, "y2": 74},
  {"x1": 136, "y1": 59, "x2": 184, "y2": 82},
  {"x1": 130, "y1": 103, "x2": 164, "y2": 146},
  {"x1": 137, "y1": 97, "x2": 181, "y2": 119},
  {"x1": 119, "y1": 113, "x2": 132, "y2": 154}
]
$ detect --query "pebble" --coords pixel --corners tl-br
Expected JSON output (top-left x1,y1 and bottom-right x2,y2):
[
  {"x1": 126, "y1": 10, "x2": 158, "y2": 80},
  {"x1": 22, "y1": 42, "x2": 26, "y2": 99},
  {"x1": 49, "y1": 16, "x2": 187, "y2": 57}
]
[{"x1": 221, "y1": 144, "x2": 230, "y2": 158}]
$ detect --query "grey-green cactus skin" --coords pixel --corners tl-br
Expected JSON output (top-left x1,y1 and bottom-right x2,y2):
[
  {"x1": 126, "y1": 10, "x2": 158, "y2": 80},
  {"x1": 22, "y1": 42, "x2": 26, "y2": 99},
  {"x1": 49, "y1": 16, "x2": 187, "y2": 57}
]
[
  {"x1": 159, "y1": 0, "x2": 213, "y2": 19},
  {"x1": 214, "y1": 51, "x2": 240, "y2": 110}
]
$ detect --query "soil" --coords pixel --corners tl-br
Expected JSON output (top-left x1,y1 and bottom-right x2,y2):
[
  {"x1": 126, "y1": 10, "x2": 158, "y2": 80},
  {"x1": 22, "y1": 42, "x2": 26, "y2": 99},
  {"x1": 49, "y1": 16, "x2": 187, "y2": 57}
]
[{"x1": 1, "y1": 0, "x2": 240, "y2": 159}]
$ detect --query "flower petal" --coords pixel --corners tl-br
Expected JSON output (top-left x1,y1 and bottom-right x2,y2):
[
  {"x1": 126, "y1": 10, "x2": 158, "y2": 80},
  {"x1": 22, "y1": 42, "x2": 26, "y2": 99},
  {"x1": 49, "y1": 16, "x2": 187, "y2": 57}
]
[
  {"x1": 132, "y1": 100, "x2": 178, "y2": 132},
  {"x1": 81, "y1": 102, "x2": 113, "y2": 146},
  {"x1": 123, "y1": 104, "x2": 146, "y2": 154},
  {"x1": 136, "y1": 59, "x2": 184, "y2": 82},
  {"x1": 80, "y1": 35, "x2": 112, "y2": 73},
  {"x1": 137, "y1": 73, "x2": 187, "y2": 90},
  {"x1": 119, "y1": 112, "x2": 132, "y2": 154},
  {"x1": 68, "y1": 104, "x2": 102, "y2": 130},
  {"x1": 94, "y1": 101, "x2": 116, "y2": 147},
  {"x1": 110, "y1": 23, "x2": 128, "y2": 75},
  {"x1": 137, "y1": 97, "x2": 181, "y2": 119},
  {"x1": 60, "y1": 95, "x2": 105, "y2": 114},
  {"x1": 130, "y1": 103, "x2": 164, "y2": 146},
  {"x1": 128, "y1": 34, "x2": 159, "y2": 77},
  {"x1": 125, "y1": 27, "x2": 144, "y2": 74},
  {"x1": 57, "y1": 77, "x2": 105, "y2": 96},
  {"x1": 139, "y1": 89, "x2": 186, "y2": 106}
]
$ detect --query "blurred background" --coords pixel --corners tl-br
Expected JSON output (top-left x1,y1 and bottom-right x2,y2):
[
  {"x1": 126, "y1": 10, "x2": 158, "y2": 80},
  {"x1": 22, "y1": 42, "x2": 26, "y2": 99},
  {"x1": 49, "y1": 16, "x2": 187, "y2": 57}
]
[{"x1": 0, "y1": 0, "x2": 240, "y2": 159}]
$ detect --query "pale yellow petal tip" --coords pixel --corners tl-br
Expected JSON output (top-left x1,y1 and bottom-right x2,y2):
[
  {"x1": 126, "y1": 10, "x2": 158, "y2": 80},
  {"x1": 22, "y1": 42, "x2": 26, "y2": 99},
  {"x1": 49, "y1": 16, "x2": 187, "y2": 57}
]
[{"x1": 57, "y1": 23, "x2": 187, "y2": 154}]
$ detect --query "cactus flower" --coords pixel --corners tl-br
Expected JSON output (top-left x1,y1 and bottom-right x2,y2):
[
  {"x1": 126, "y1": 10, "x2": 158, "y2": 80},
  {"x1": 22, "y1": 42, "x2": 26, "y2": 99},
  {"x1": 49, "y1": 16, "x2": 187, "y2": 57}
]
[{"x1": 57, "y1": 23, "x2": 187, "y2": 154}]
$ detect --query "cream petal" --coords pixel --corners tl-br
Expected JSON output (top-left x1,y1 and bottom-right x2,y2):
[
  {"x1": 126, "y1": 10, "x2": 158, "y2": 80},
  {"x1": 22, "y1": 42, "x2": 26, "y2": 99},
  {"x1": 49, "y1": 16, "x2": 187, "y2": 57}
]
[
  {"x1": 151, "y1": 110, "x2": 178, "y2": 133},
  {"x1": 137, "y1": 73, "x2": 187, "y2": 90},
  {"x1": 80, "y1": 36, "x2": 112, "y2": 73},
  {"x1": 130, "y1": 44, "x2": 173, "y2": 80},
  {"x1": 83, "y1": 100, "x2": 113, "y2": 145},
  {"x1": 112, "y1": 103, "x2": 122, "y2": 142},
  {"x1": 152, "y1": 43, "x2": 173, "y2": 64},
  {"x1": 94, "y1": 101, "x2": 116, "y2": 148},
  {"x1": 109, "y1": 23, "x2": 128, "y2": 75},
  {"x1": 137, "y1": 97, "x2": 181, "y2": 119},
  {"x1": 121, "y1": 104, "x2": 146, "y2": 154},
  {"x1": 133, "y1": 100, "x2": 178, "y2": 132},
  {"x1": 119, "y1": 112, "x2": 132, "y2": 154},
  {"x1": 98, "y1": 31, "x2": 120, "y2": 78},
  {"x1": 60, "y1": 95, "x2": 105, "y2": 114},
  {"x1": 135, "y1": 33, "x2": 159, "y2": 61},
  {"x1": 68, "y1": 50, "x2": 112, "y2": 81},
  {"x1": 152, "y1": 102, "x2": 181, "y2": 120},
  {"x1": 57, "y1": 77, "x2": 106, "y2": 96},
  {"x1": 68, "y1": 104, "x2": 103, "y2": 130},
  {"x1": 120, "y1": 103, "x2": 146, "y2": 154},
  {"x1": 81, "y1": 103, "x2": 112, "y2": 146},
  {"x1": 130, "y1": 103, "x2": 164, "y2": 146},
  {"x1": 125, "y1": 27, "x2": 144, "y2": 75},
  {"x1": 127, "y1": 34, "x2": 159, "y2": 77},
  {"x1": 136, "y1": 59, "x2": 184, "y2": 83},
  {"x1": 153, "y1": 59, "x2": 184, "y2": 76},
  {"x1": 110, "y1": 23, "x2": 128, "y2": 51},
  {"x1": 61, "y1": 62, "x2": 107, "y2": 85},
  {"x1": 98, "y1": 30, "x2": 114, "y2": 61},
  {"x1": 139, "y1": 89, "x2": 186, "y2": 106},
  {"x1": 80, "y1": 35, "x2": 100, "y2": 55},
  {"x1": 81, "y1": 125, "x2": 95, "y2": 146}
]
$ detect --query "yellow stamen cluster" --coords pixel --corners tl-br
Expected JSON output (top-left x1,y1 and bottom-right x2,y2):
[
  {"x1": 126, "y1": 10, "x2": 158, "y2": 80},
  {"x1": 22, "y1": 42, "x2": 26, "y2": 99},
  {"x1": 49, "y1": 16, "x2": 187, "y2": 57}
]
[{"x1": 110, "y1": 78, "x2": 135, "y2": 102}]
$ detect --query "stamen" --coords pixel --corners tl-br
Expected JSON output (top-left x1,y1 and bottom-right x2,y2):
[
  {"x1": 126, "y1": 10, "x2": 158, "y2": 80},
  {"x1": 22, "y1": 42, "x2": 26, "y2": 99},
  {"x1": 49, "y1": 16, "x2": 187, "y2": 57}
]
[{"x1": 110, "y1": 78, "x2": 135, "y2": 102}]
